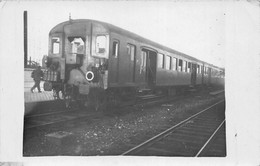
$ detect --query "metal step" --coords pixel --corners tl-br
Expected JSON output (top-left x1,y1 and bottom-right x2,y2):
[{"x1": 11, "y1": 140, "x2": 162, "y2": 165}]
[
  {"x1": 138, "y1": 88, "x2": 153, "y2": 96},
  {"x1": 138, "y1": 94, "x2": 161, "y2": 100},
  {"x1": 138, "y1": 89, "x2": 152, "y2": 93}
]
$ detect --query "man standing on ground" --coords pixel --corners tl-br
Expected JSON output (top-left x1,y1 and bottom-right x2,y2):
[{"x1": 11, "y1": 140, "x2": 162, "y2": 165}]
[{"x1": 31, "y1": 66, "x2": 44, "y2": 93}]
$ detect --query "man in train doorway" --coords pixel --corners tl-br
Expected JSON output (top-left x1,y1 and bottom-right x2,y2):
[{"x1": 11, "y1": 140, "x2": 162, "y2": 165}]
[{"x1": 31, "y1": 66, "x2": 44, "y2": 93}]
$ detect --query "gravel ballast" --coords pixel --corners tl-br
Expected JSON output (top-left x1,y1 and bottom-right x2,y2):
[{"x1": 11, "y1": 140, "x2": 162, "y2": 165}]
[{"x1": 23, "y1": 93, "x2": 225, "y2": 156}]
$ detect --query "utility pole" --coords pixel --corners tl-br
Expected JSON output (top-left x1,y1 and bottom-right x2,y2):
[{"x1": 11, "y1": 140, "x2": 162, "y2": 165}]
[{"x1": 24, "y1": 11, "x2": 28, "y2": 68}]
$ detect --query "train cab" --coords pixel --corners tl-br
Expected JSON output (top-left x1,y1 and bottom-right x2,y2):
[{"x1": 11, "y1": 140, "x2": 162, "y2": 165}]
[{"x1": 44, "y1": 20, "x2": 111, "y2": 100}]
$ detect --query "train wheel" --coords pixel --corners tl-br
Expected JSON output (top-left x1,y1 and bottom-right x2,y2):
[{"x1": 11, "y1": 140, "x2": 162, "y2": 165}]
[
  {"x1": 53, "y1": 89, "x2": 59, "y2": 99},
  {"x1": 77, "y1": 98, "x2": 88, "y2": 110},
  {"x1": 87, "y1": 88, "x2": 107, "y2": 112},
  {"x1": 64, "y1": 94, "x2": 72, "y2": 109},
  {"x1": 168, "y1": 88, "x2": 176, "y2": 97},
  {"x1": 52, "y1": 85, "x2": 63, "y2": 100},
  {"x1": 57, "y1": 91, "x2": 64, "y2": 100},
  {"x1": 62, "y1": 85, "x2": 73, "y2": 109},
  {"x1": 106, "y1": 90, "x2": 121, "y2": 109}
]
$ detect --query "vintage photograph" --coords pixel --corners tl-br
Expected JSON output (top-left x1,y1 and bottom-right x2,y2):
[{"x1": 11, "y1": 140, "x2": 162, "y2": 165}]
[
  {"x1": 1, "y1": 0, "x2": 260, "y2": 165},
  {"x1": 23, "y1": 1, "x2": 226, "y2": 157}
]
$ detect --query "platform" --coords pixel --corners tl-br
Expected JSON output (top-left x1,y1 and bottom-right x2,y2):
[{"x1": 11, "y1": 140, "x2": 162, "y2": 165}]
[
  {"x1": 24, "y1": 68, "x2": 55, "y2": 103},
  {"x1": 24, "y1": 91, "x2": 55, "y2": 103}
]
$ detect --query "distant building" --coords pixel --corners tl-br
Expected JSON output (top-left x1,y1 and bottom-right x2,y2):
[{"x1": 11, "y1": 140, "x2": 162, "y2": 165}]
[{"x1": 27, "y1": 56, "x2": 39, "y2": 68}]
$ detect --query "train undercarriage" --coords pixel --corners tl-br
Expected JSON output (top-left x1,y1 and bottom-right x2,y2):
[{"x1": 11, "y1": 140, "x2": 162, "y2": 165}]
[
  {"x1": 46, "y1": 79, "x2": 213, "y2": 112},
  {"x1": 47, "y1": 81, "x2": 137, "y2": 111}
]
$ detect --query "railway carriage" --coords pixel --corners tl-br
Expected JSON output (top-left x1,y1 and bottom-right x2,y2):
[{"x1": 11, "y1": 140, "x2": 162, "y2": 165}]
[{"x1": 43, "y1": 19, "x2": 224, "y2": 109}]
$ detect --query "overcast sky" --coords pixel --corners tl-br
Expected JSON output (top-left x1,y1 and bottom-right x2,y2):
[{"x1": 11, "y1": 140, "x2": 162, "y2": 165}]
[{"x1": 14, "y1": 1, "x2": 230, "y2": 67}]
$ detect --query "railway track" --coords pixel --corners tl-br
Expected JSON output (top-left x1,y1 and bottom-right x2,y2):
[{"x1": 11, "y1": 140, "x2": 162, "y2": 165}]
[
  {"x1": 197, "y1": 120, "x2": 226, "y2": 157},
  {"x1": 23, "y1": 94, "x2": 196, "y2": 130},
  {"x1": 120, "y1": 100, "x2": 226, "y2": 156},
  {"x1": 24, "y1": 109, "x2": 102, "y2": 129},
  {"x1": 24, "y1": 89, "x2": 224, "y2": 131},
  {"x1": 24, "y1": 96, "x2": 169, "y2": 130}
]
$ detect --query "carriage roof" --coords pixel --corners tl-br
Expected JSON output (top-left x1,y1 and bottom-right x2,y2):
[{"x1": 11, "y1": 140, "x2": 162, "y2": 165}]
[{"x1": 50, "y1": 19, "x2": 223, "y2": 71}]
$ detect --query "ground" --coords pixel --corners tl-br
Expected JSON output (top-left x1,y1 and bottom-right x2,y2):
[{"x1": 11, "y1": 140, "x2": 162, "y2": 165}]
[{"x1": 23, "y1": 92, "x2": 225, "y2": 156}]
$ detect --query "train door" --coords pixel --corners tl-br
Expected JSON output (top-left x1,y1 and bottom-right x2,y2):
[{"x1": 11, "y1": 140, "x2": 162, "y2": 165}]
[
  {"x1": 127, "y1": 44, "x2": 136, "y2": 82},
  {"x1": 202, "y1": 64, "x2": 205, "y2": 84},
  {"x1": 142, "y1": 49, "x2": 157, "y2": 88},
  {"x1": 191, "y1": 63, "x2": 197, "y2": 86},
  {"x1": 109, "y1": 39, "x2": 120, "y2": 83},
  {"x1": 208, "y1": 67, "x2": 212, "y2": 84}
]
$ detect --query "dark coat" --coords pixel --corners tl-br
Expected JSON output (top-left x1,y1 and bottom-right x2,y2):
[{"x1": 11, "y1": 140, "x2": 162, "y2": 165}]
[{"x1": 32, "y1": 68, "x2": 43, "y2": 81}]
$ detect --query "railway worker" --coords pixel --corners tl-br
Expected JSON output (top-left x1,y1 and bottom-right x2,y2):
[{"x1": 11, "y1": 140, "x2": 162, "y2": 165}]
[{"x1": 31, "y1": 66, "x2": 44, "y2": 93}]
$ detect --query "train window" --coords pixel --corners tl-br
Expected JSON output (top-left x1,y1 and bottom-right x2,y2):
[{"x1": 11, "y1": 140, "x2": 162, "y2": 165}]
[
  {"x1": 197, "y1": 65, "x2": 200, "y2": 74},
  {"x1": 172, "y1": 57, "x2": 177, "y2": 71},
  {"x1": 131, "y1": 46, "x2": 135, "y2": 61},
  {"x1": 127, "y1": 44, "x2": 135, "y2": 61},
  {"x1": 158, "y1": 53, "x2": 164, "y2": 68},
  {"x1": 165, "y1": 55, "x2": 171, "y2": 70},
  {"x1": 96, "y1": 35, "x2": 107, "y2": 54},
  {"x1": 112, "y1": 41, "x2": 119, "y2": 57},
  {"x1": 52, "y1": 37, "x2": 60, "y2": 54},
  {"x1": 178, "y1": 59, "x2": 183, "y2": 71},
  {"x1": 183, "y1": 60, "x2": 187, "y2": 72},
  {"x1": 68, "y1": 37, "x2": 85, "y2": 54},
  {"x1": 141, "y1": 51, "x2": 147, "y2": 72},
  {"x1": 127, "y1": 45, "x2": 130, "y2": 54},
  {"x1": 204, "y1": 67, "x2": 207, "y2": 74},
  {"x1": 187, "y1": 62, "x2": 191, "y2": 73}
]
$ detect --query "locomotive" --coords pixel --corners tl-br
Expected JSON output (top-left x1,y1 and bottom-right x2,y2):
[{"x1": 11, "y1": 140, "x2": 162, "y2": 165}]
[{"x1": 43, "y1": 19, "x2": 224, "y2": 110}]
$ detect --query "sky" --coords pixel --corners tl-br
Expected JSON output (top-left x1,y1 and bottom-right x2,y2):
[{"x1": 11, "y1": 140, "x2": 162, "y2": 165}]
[{"x1": 18, "y1": 1, "x2": 227, "y2": 67}]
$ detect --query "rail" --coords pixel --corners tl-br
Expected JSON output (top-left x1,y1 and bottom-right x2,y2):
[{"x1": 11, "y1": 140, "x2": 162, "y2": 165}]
[{"x1": 121, "y1": 100, "x2": 225, "y2": 156}]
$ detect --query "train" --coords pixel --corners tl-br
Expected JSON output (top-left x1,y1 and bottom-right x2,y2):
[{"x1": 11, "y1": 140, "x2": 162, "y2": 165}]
[{"x1": 43, "y1": 19, "x2": 225, "y2": 110}]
